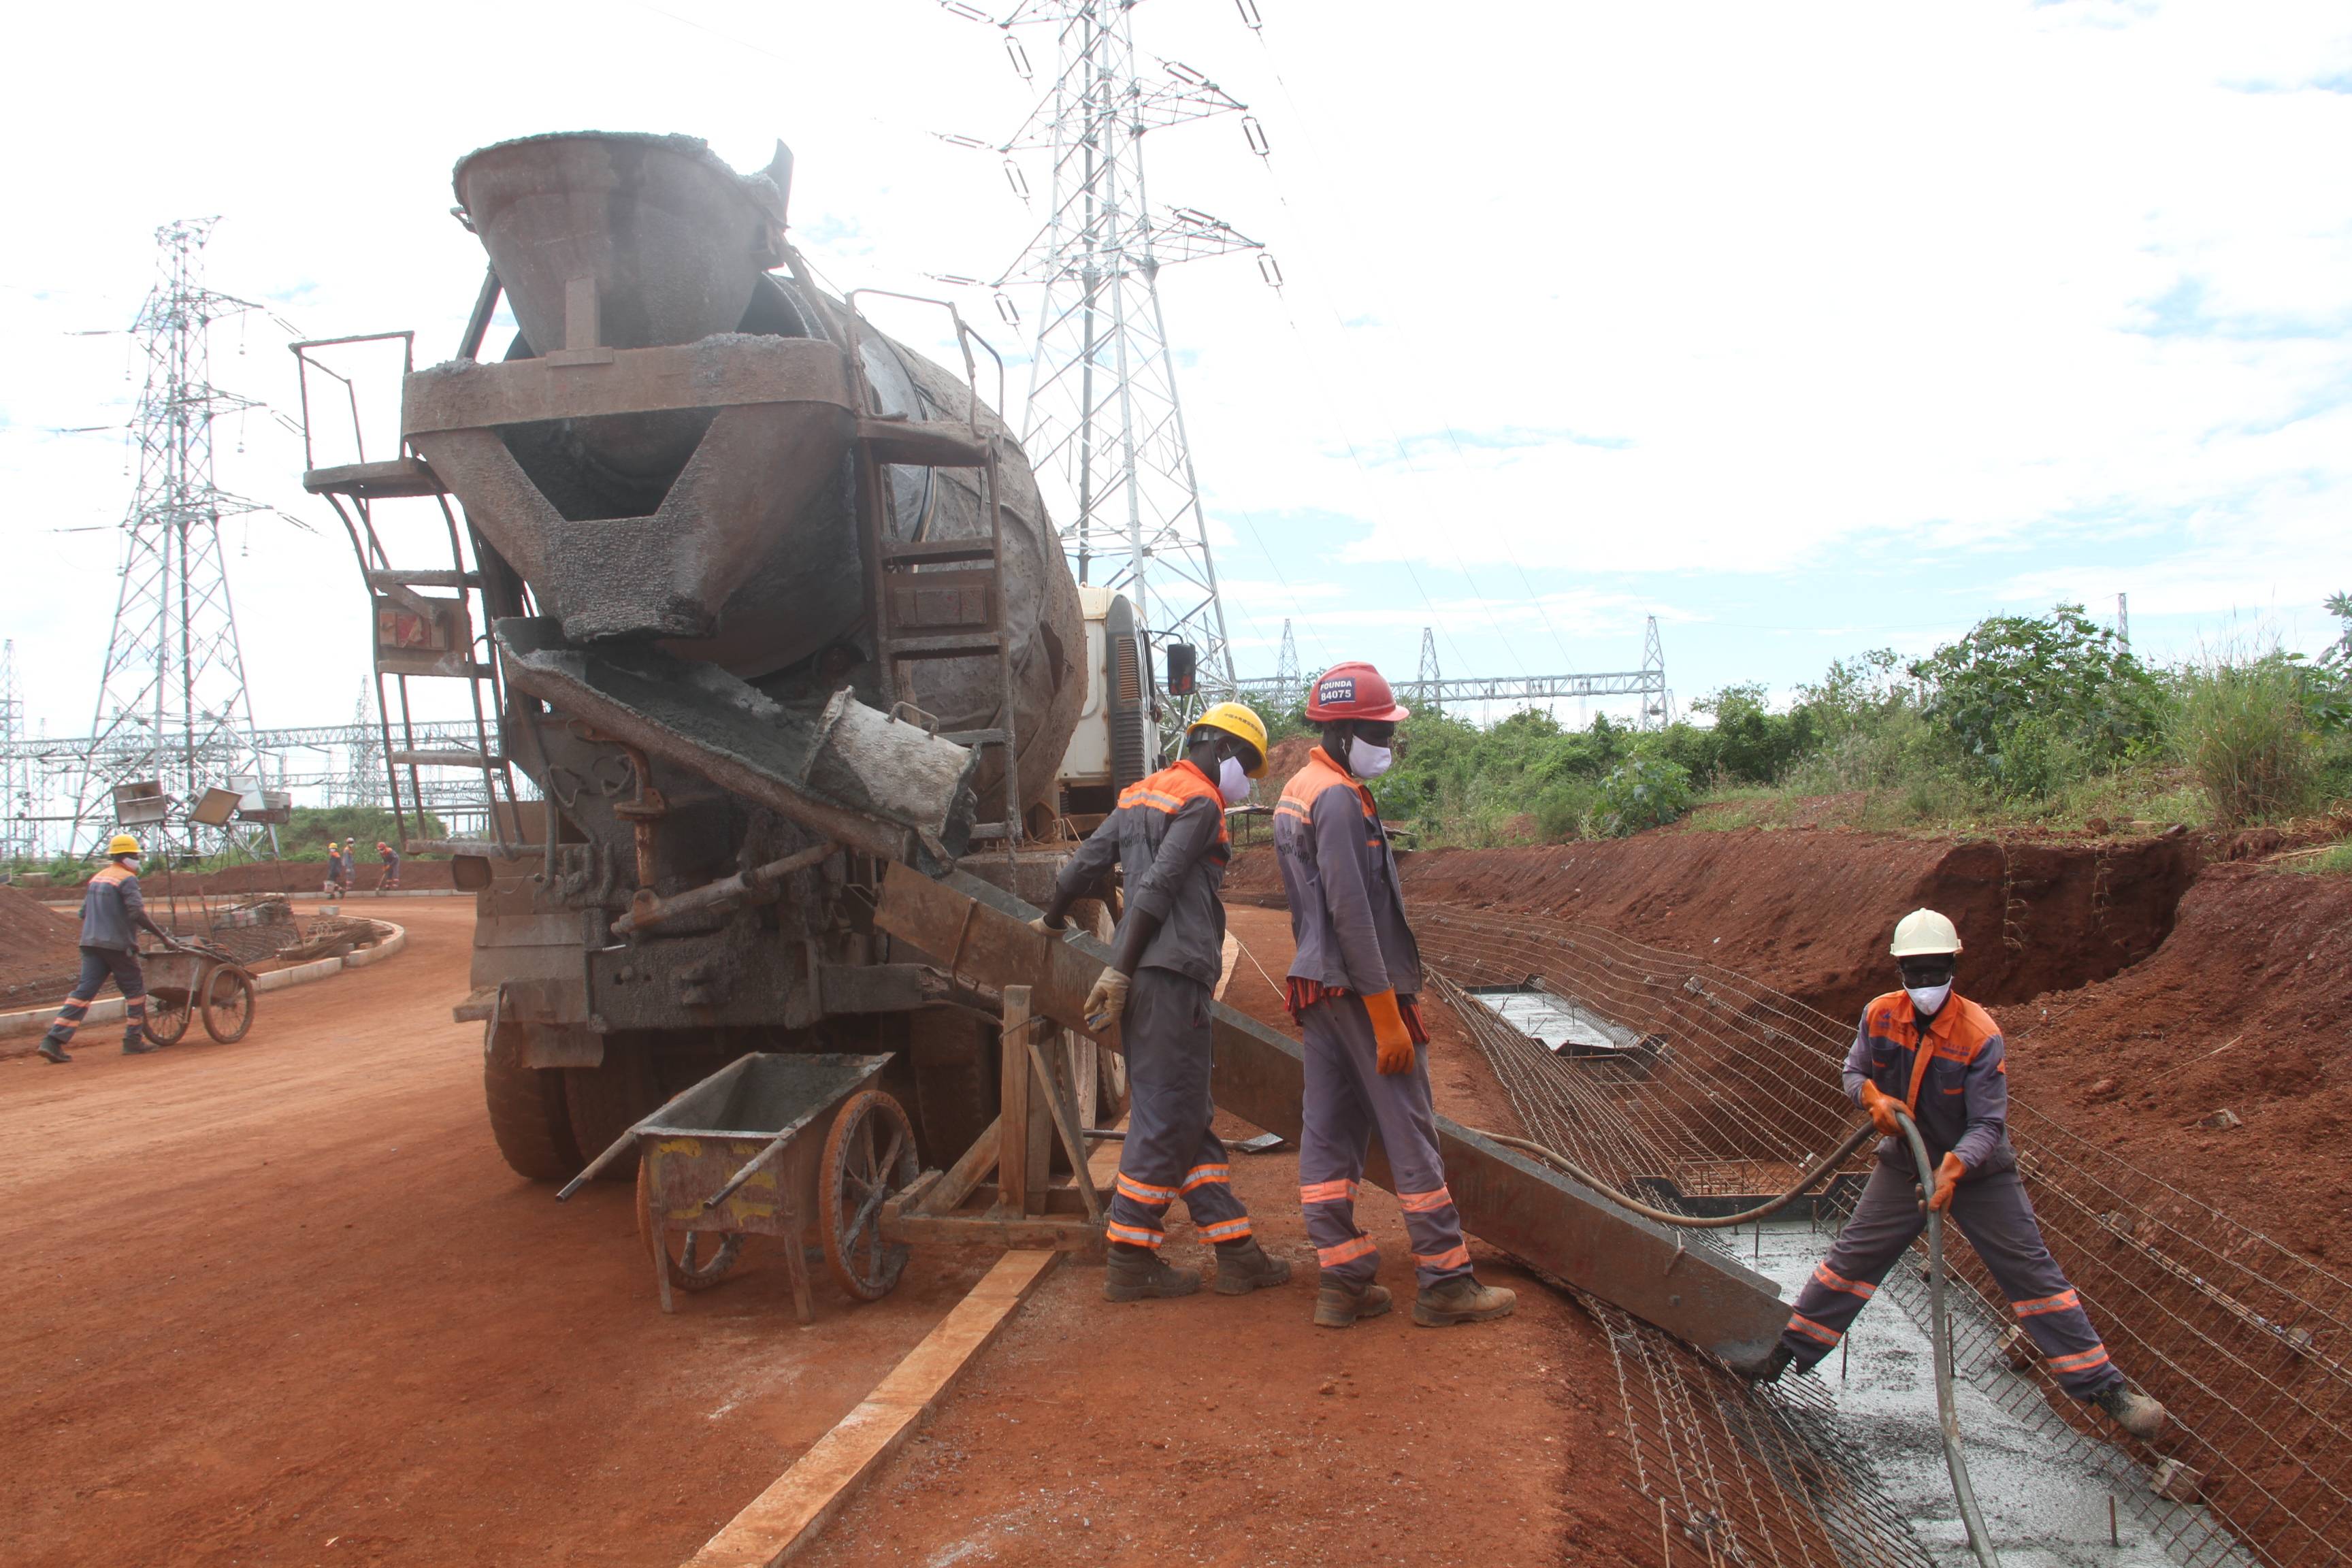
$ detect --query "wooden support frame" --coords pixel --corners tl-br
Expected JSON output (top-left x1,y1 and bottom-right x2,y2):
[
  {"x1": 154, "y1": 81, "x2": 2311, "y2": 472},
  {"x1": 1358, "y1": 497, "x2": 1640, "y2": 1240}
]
[{"x1": 879, "y1": 984, "x2": 1106, "y2": 1255}]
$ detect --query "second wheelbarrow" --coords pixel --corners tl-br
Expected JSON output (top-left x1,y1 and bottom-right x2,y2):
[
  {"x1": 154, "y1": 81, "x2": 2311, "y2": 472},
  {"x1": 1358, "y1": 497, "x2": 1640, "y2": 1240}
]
[{"x1": 559, "y1": 1052, "x2": 918, "y2": 1321}]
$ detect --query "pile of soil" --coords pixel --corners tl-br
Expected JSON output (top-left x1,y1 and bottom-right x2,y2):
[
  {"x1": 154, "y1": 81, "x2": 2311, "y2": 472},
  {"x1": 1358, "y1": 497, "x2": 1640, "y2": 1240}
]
[
  {"x1": 1229, "y1": 827, "x2": 2204, "y2": 1023},
  {"x1": 2003, "y1": 861, "x2": 2352, "y2": 1258},
  {"x1": 0, "y1": 887, "x2": 83, "y2": 1005}
]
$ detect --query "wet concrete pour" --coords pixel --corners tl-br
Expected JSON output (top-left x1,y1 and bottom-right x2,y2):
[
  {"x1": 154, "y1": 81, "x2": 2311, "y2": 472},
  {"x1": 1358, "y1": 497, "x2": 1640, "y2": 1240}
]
[{"x1": 1744, "y1": 1220, "x2": 2239, "y2": 1567}]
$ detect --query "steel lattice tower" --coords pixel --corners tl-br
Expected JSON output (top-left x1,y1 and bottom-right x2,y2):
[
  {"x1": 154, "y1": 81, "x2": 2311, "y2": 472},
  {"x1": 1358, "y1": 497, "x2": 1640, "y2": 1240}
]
[
  {"x1": 951, "y1": 1, "x2": 1273, "y2": 722},
  {"x1": 73, "y1": 220, "x2": 270, "y2": 855},
  {"x1": 1273, "y1": 617, "x2": 1299, "y2": 713},
  {"x1": 0, "y1": 642, "x2": 29, "y2": 862}
]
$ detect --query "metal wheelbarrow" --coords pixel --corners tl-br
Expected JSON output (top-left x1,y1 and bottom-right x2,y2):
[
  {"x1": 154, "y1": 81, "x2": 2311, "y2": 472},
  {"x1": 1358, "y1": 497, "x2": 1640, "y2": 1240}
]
[
  {"x1": 138, "y1": 938, "x2": 259, "y2": 1046},
  {"x1": 559, "y1": 1053, "x2": 918, "y2": 1321}
]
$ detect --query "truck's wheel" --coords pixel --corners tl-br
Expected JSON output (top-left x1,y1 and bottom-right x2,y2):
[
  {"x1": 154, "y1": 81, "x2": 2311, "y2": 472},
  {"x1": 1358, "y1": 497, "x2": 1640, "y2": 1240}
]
[
  {"x1": 906, "y1": 1009, "x2": 1000, "y2": 1168},
  {"x1": 484, "y1": 1023, "x2": 585, "y2": 1181},
  {"x1": 565, "y1": 1038, "x2": 663, "y2": 1179}
]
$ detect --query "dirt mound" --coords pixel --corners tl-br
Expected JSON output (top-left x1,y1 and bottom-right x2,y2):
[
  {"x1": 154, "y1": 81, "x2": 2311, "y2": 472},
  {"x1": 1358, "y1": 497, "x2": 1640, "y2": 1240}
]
[
  {"x1": 0, "y1": 885, "x2": 86, "y2": 1004},
  {"x1": 1232, "y1": 828, "x2": 2201, "y2": 1022},
  {"x1": 2004, "y1": 862, "x2": 2352, "y2": 1256}
]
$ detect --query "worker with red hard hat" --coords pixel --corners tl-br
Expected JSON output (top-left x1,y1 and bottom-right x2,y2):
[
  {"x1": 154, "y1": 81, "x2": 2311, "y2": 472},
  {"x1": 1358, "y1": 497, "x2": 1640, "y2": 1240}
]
[
  {"x1": 1274, "y1": 660, "x2": 1516, "y2": 1330},
  {"x1": 1740, "y1": 907, "x2": 2168, "y2": 1441}
]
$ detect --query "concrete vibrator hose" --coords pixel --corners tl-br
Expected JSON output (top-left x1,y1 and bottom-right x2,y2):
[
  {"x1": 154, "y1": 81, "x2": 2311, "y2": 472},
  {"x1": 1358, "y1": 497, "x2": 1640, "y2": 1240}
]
[{"x1": 1480, "y1": 1115, "x2": 2003, "y2": 1567}]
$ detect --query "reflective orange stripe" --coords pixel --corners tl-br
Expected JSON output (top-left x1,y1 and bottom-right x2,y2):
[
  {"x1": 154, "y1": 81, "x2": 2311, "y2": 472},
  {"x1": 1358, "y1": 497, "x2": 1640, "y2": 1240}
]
[
  {"x1": 2012, "y1": 1290, "x2": 2080, "y2": 1318},
  {"x1": 1116, "y1": 1173, "x2": 1179, "y2": 1205},
  {"x1": 1813, "y1": 1263, "x2": 1875, "y2": 1300},
  {"x1": 1106, "y1": 1221, "x2": 1164, "y2": 1248},
  {"x1": 1414, "y1": 1244, "x2": 1471, "y2": 1271},
  {"x1": 1117, "y1": 760, "x2": 1230, "y2": 845},
  {"x1": 1299, "y1": 1179, "x2": 1357, "y2": 1205},
  {"x1": 1399, "y1": 1186, "x2": 1453, "y2": 1214},
  {"x1": 1316, "y1": 1235, "x2": 1377, "y2": 1268},
  {"x1": 2046, "y1": 1346, "x2": 2112, "y2": 1374},
  {"x1": 1198, "y1": 1216, "x2": 1252, "y2": 1243},
  {"x1": 1179, "y1": 1164, "x2": 1231, "y2": 1193},
  {"x1": 1787, "y1": 1312, "x2": 1842, "y2": 1346}
]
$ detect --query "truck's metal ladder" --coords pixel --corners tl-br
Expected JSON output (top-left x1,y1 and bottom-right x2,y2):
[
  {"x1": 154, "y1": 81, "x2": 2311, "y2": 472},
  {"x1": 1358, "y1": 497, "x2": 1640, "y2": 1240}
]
[
  {"x1": 291, "y1": 329, "x2": 523, "y2": 858},
  {"x1": 781, "y1": 259, "x2": 1026, "y2": 857}
]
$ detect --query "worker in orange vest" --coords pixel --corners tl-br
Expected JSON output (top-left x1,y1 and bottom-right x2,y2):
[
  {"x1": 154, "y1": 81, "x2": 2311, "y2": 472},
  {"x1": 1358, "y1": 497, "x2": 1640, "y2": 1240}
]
[
  {"x1": 1035, "y1": 703, "x2": 1292, "y2": 1303},
  {"x1": 1739, "y1": 907, "x2": 2168, "y2": 1441},
  {"x1": 1275, "y1": 662, "x2": 1515, "y2": 1330}
]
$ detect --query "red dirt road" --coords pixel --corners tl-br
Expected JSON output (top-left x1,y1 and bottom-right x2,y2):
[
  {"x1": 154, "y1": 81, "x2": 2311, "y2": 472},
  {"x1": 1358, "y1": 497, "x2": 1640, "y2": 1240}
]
[{"x1": 0, "y1": 900, "x2": 1009, "y2": 1568}]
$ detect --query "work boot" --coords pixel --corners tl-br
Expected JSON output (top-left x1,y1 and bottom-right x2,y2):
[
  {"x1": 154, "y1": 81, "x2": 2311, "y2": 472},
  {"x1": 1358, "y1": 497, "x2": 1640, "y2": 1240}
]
[
  {"x1": 122, "y1": 1036, "x2": 157, "y2": 1056},
  {"x1": 1729, "y1": 1343, "x2": 1795, "y2": 1384},
  {"x1": 1102, "y1": 1243, "x2": 1200, "y2": 1302},
  {"x1": 1212, "y1": 1237, "x2": 1292, "y2": 1296},
  {"x1": 1413, "y1": 1274, "x2": 1518, "y2": 1328},
  {"x1": 36, "y1": 1034, "x2": 70, "y2": 1064},
  {"x1": 1311, "y1": 1273, "x2": 1392, "y2": 1328},
  {"x1": 2091, "y1": 1382, "x2": 2168, "y2": 1441}
]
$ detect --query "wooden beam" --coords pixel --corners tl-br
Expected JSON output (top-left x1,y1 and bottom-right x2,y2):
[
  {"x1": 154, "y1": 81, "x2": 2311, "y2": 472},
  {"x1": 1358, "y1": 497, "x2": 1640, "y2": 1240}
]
[
  {"x1": 997, "y1": 986, "x2": 1032, "y2": 1217},
  {"x1": 681, "y1": 1248, "x2": 1060, "y2": 1568}
]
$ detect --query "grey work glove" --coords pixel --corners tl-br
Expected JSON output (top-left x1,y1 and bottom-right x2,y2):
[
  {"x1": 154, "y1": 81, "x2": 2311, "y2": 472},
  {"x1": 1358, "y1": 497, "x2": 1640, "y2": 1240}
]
[
  {"x1": 1083, "y1": 966, "x2": 1132, "y2": 1043},
  {"x1": 1027, "y1": 915, "x2": 1071, "y2": 939}
]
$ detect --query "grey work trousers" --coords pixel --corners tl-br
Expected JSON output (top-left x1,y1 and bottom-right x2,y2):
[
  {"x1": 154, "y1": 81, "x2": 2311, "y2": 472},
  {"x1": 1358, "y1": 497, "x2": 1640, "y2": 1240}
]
[
  {"x1": 1296, "y1": 993, "x2": 1471, "y2": 1290},
  {"x1": 1104, "y1": 966, "x2": 1252, "y2": 1250},
  {"x1": 1779, "y1": 1152, "x2": 2123, "y2": 1396},
  {"x1": 48, "y1": 946, "x2": 148, "y2": 1047}
]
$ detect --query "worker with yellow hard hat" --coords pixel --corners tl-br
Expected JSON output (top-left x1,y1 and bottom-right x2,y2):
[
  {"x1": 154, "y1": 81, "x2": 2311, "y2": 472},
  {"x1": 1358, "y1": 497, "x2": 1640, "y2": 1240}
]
[
  {"x1": 1740, "y1": 907, "x2": 2168, "y2": 1442},
  {"x1": 37, "y1": 834, "x2": 176, "y2": 1064},
  {"x1": 1032, "y1": 699, "x2": 1292, "y2": 1303}
]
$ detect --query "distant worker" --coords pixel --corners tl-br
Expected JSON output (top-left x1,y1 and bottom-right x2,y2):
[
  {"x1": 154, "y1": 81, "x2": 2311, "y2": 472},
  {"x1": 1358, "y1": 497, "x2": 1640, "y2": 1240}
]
[
  {"x1": 35, "y1": 835, "x2": 176, "y2": 1064},
  {"x1": 378, "y1": 840, "x2": 401, "y2": 890},
  {"x1": 323, "y1": 840, "x2": 346, "y2": 898},
  {"x1": 1740, "y1": 907, "x2": 2169, "y2": 1440},
  {"x1": 1034, "y1": 702, "x2": 1292, "y2": 1304},
  {"x1": 1275, "y1": 662, "x2": 1516, "y2": 1330}
]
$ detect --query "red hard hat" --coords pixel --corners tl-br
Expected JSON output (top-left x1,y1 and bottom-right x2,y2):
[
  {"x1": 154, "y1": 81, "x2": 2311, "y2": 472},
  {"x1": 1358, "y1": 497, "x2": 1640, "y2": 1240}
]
[{"x1": 1306, "y1": 660, "x2": 1410, "y2": 723}]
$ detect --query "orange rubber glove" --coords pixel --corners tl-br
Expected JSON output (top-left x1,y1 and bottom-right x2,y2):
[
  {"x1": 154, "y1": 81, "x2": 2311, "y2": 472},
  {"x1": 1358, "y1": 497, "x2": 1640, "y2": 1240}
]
[
  {"x1": 1926, "y1": 1151, "x2": 1968, "y2": 1213},
  {"x1": 1858, "y1": 1081, "x2": 1906, "y2": 1138},
  {"x1": 1363, "y1": 990, "x2": 1415, "y2": 1075}
]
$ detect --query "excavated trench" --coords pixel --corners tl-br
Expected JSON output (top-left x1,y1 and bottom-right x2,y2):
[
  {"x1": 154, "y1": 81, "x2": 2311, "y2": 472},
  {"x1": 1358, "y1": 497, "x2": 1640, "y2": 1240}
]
[{"x1": 1313, "y1": 827, "x2": 2352, "y2": 1567}]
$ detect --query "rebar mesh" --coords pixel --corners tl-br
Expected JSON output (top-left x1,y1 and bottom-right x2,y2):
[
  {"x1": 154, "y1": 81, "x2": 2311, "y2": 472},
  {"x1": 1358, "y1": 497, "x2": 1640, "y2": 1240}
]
[{"x1": 1418, "y1": 905, "x2": 2352, "y2": 1567}]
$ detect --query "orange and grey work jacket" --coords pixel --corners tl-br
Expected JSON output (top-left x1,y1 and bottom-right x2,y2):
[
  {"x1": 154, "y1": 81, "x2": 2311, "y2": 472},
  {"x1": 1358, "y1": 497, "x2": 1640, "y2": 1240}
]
[
  {"x1": 78, "y1": 863, "x2": 151, "y2": 952},
  {"x1": 1844, "y1": 991, "x2": 2014, "y2": 1175},
  {"x1": 1049, "y1": 759, "x2": 1230, "y2": 989},
  {"x1": 1273, "y1": 747, "x2": 1422, "y2": 1001}
]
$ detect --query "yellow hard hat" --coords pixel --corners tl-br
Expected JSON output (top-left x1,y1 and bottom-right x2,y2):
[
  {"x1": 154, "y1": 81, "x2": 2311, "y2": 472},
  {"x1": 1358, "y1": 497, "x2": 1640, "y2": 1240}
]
[
  {"x1": 1191, "y1": 701, "x2": 1271, "y2": 777},
  {"x1": 106, "y1": 834, "x2": 141, "y2": 858},
  {"x1": 1890, "y1": 908, "x2": 1963, "y2": 957}
]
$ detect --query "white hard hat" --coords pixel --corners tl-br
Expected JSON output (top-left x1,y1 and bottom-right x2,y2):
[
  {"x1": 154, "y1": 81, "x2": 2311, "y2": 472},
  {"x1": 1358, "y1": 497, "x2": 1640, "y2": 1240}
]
[{"x1": 1890, "y1": 908, "x2": 1963, "y2": 958}]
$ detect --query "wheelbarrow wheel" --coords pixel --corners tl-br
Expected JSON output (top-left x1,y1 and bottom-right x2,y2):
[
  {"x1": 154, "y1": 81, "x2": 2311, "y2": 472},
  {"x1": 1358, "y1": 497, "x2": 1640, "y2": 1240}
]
[
  {"x1": 201, "y1": 968, "x2": 256, "y2": 1044},
  {"x1": 635, "y1": 1158, "x2": 744, "y2": 1292},
  {"x1": 822, "y1": 1089, "x2": 919, "y2": 1301},
  {"x1": 144, "y1": 988, "x2": 193, "y2": 1047}
]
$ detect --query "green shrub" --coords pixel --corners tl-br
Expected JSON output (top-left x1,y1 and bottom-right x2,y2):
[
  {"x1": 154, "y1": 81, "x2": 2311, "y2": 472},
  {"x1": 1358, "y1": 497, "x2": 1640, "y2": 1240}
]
[
  {"x1": 1910, "y1": 603, "x2": 2162, "y2": 787},
  {"x1": 1590, "y1": 749, "x2": 1695, "y2": 836},
  {"x1": 2174, "y1": 655, "x2": 2321, "y2": 826}
]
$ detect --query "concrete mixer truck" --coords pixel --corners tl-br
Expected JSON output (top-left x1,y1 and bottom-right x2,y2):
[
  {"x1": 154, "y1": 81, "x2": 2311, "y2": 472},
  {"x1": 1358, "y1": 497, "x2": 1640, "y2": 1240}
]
[{"x1": 301, "y1": 132, "x2": 1156, "y2": 1182}]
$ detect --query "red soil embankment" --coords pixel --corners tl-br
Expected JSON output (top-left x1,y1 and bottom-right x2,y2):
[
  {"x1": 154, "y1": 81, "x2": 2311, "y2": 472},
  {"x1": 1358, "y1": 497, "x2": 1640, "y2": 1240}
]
[
  {"x1": 1230, "y1": 827, "x2": 2202, "y2": 1023},
  {"x1": 0, "y1": 887, "x2": 84, "y2": 1004},
  {"x1": 2004, "y1": 862, "x2": 2352, "y2": 1257}
]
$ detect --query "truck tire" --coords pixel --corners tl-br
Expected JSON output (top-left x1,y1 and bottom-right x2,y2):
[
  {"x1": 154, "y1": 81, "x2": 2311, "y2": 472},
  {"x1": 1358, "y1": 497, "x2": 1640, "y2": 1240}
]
[
  {"x1": 906, "y1": 1009, "x2": 1000, "y2": 1169},
  {"x1": 484, "y1": 1022, "x2": 585, "y2": 1182},
  {"x1": 565, "y1": 1038, "x2": 664, "y2": 1179}
]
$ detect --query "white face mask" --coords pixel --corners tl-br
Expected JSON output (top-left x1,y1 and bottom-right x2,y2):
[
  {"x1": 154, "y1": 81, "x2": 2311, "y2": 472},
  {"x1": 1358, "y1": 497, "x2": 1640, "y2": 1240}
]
[
  {"x1": 1216, "y1": 755, "x2": 1250, "y2": 806},
  {"x1": 1906, "y1": 983, "x2": 1952, "y2": 1016},
  {"x1": 1347, "y1": 737, "x2": 1394, "y2": 780}
]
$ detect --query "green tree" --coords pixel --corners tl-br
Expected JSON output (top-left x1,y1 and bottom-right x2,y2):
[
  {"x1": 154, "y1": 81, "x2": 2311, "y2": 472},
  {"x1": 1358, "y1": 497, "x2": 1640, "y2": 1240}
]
[{"x1": 1910, "y1": 604, "x2": 2160, "y2": 791}]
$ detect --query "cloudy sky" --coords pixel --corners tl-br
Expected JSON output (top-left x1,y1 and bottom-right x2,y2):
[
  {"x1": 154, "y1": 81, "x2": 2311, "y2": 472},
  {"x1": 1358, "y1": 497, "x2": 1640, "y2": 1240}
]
[{"x1": 2, "y1": 0, "x2": 2345, "y2": 738}]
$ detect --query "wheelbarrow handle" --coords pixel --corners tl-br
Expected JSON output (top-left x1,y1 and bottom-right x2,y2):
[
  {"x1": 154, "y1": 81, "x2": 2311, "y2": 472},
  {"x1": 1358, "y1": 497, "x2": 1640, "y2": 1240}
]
[{"x1": 701, "y1": 1130, "x2": 794, "y2": 1213}]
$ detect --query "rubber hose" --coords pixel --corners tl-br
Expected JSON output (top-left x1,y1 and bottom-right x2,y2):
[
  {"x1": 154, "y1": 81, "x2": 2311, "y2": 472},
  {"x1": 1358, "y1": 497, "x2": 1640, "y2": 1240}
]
[
  {"x1": 1477, "y1": 1117, "x2": 2002, "y2": 1566},
  {"x1": 1895, "y1": 1109, "x2": 2002, "y2": 1568},
  {"x1": 1478, "y1": 1121, "x2": 1877, "y2": 1229}
]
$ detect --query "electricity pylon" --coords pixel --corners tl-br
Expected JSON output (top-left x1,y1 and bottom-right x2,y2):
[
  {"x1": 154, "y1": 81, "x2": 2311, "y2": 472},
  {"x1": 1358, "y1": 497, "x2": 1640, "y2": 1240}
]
[
  {"x1": 72, "y1": 219, "x2": 272, "y2": 856},
  {"x1": 944, "y1": 0, "x2": 1277, "y2": 724}
]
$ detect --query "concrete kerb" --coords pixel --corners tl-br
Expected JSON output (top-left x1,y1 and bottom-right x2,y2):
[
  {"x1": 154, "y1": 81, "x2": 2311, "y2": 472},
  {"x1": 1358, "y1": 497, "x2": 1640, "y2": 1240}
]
[{"x1": 0, "y1": 921, "x2": 408, "y2": 1054}]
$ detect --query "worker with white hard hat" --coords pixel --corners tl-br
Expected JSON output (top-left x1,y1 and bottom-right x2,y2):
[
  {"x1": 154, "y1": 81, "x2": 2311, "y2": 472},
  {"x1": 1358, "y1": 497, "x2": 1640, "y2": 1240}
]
[
  {"x1": 36, "y1": 834, "x2": 176, "y2": 1064},
  {"x1": 1738, "y1": 907, "x2": 2168, "y2": 1442}
]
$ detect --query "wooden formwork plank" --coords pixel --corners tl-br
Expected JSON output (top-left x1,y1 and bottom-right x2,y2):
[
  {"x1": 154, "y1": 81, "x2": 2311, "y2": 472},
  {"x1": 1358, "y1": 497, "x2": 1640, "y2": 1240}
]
[{"x1": 680, "y1": 1247, "x2": 1060, "y2": 1568}]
